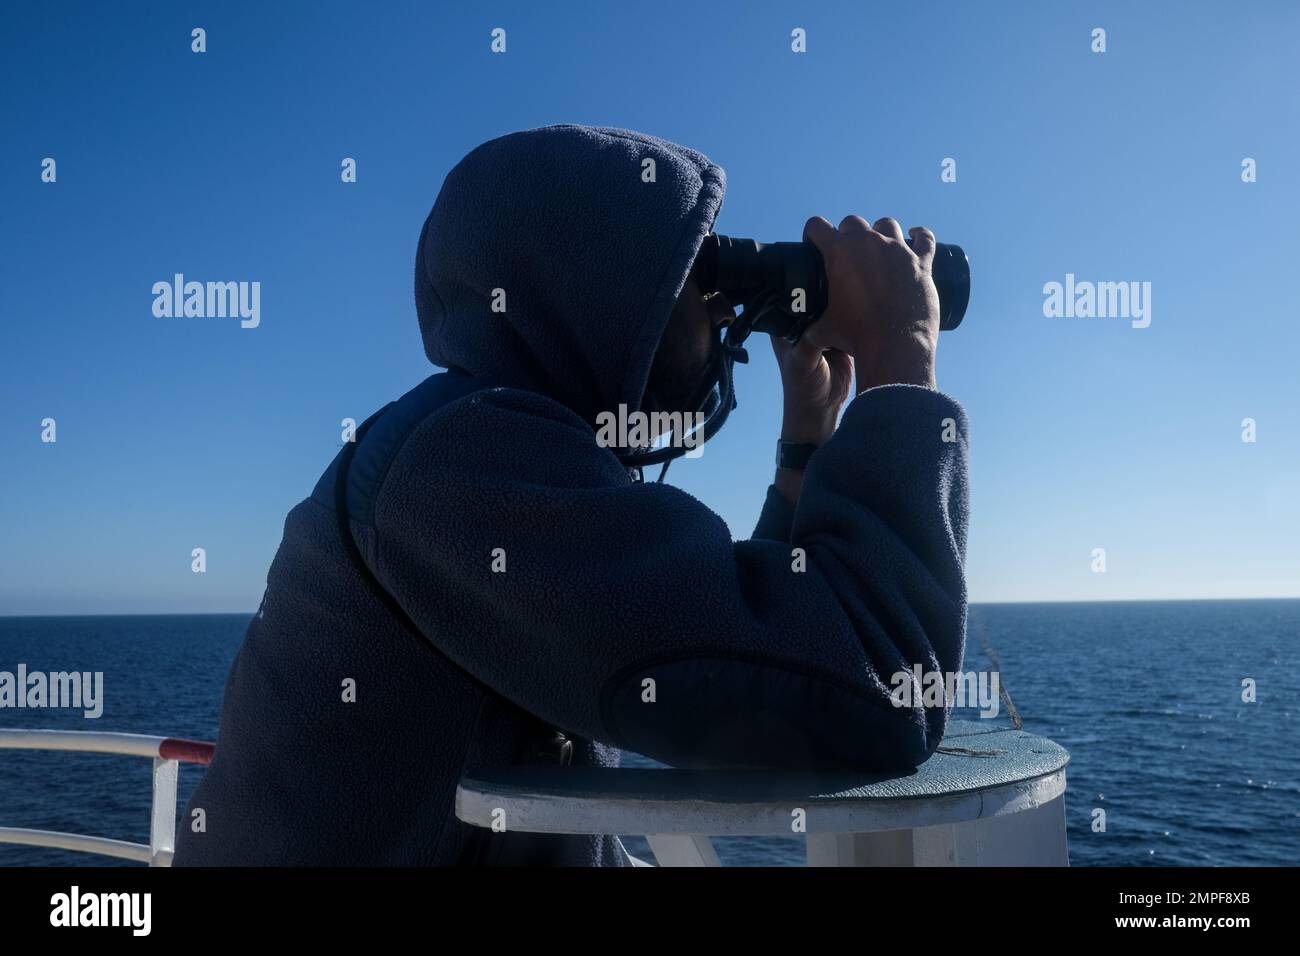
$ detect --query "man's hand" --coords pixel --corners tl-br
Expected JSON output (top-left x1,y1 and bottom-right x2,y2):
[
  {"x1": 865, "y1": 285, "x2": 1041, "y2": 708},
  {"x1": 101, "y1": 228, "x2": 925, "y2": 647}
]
[
  {"x1": 769, "y1": 214, "x2": 942, "y2": 506},
  {"x1": 771, "y1": 335, "x2": 854, "y2": 447},
  {"x1": 802, "y1": 215, "x2": 941, "y2": 393},
  {"x1": 770, "y1": 333, "x2": 853, "y2": 507}
]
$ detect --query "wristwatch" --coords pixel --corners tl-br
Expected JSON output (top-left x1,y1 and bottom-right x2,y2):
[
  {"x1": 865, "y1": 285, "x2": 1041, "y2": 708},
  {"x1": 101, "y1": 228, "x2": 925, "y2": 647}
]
[{"x1": 775, "y1": 440, "x2": 820, "y2": 472}]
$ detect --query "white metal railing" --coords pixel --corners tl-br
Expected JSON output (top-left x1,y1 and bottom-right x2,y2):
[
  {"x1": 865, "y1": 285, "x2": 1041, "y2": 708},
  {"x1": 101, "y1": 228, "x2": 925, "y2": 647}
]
[
  {"x1": 0, "y1": 729, "x2": 215, "y2": 867},
  {"x1": 3, "y1": 721, "x2": 1071, "y2": 867}
]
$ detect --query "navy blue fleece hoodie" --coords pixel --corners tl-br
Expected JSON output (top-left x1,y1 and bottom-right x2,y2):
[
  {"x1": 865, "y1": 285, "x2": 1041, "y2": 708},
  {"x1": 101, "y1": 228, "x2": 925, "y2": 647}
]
[{"x1": 174, "y1": 125, "x2": 970, "y2": 866}]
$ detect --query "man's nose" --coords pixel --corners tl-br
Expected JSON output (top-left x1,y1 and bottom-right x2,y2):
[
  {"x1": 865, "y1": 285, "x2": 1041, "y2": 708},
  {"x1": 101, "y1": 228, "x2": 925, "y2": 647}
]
[{"x1": 706, "y1": 292, "x2": 735, "y2": 329}]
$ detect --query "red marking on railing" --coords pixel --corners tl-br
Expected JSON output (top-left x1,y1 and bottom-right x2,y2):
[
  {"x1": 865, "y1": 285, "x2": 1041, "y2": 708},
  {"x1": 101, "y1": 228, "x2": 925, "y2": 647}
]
[{"x1": 159, "y1": 737, "x2": 216, "y2": 765}]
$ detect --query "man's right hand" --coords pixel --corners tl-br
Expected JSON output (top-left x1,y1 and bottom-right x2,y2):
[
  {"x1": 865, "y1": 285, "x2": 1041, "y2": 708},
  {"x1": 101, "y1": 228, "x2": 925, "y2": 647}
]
[{"x1": 802, "y1": 215, "x2": 941, "y2": 393}]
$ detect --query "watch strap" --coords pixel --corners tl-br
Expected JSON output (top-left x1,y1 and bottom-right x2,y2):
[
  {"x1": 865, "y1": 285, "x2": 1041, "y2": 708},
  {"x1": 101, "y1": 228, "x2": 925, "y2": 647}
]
[{"x1": 775, "y1": 440, "x2": 819, "y2": 471}]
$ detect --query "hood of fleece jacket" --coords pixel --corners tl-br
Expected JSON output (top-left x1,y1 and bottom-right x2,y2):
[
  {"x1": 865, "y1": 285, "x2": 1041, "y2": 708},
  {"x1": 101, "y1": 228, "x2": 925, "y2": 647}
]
[{"x1": 414, "y1": 124, "x2": 726, "y2": 424}]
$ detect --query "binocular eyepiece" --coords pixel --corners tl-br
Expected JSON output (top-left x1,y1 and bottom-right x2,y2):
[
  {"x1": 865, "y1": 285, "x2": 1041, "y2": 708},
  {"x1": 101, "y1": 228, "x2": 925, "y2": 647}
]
[{"x1": 693, "y1": 233, "x2": 970, "y2": 341}]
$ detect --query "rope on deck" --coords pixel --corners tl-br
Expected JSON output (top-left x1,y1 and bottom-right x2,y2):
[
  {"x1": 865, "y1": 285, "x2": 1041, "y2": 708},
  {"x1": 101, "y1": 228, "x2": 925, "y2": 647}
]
[
  {"x1": 933, "y1": 619, "x2": 1022, "y2": 757},
  {"x1": 976, "y1": 618, "x2": 1022, "y2": 731}
]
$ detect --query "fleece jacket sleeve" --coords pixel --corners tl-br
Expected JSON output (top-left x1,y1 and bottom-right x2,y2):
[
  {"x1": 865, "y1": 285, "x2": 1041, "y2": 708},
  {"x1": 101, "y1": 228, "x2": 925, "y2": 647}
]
[
  {"x1": 751, "y1": 484, "x2": 796, "y2": 542},
  {"x1": 369, "y1": 383, "x2": 969, "y2": 772}
]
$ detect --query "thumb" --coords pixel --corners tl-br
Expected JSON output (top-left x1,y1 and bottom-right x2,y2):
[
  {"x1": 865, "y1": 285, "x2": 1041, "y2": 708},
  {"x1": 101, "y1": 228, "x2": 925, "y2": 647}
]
[
  {"x1": 908, "y1": 226, "x2": 937, "y2": 270},
  {"x1": 773, "y1": 332, "x2": 825, "y2": 378}
]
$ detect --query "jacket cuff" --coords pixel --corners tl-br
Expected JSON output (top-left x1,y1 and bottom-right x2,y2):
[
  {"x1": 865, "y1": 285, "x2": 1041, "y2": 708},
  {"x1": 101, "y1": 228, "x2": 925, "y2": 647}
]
[{"x1": 837, "y1": 383, "x2": 968, "y2": 443}]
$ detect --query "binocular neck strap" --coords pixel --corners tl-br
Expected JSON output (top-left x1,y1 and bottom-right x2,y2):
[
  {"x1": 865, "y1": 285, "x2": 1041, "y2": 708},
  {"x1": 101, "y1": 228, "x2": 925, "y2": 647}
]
[{"x1": 615, "y1": 330, "x2": 742, "y2": 474}]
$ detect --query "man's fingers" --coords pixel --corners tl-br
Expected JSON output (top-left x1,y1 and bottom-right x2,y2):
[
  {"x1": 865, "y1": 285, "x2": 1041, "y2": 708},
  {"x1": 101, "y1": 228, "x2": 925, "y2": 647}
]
[
  {"x1": 838, "y1": 215, "x2": 874, "y2": 237},
  {"x1": 873, "y1": 217, "x2": 905, "y2": 242},
  {"x1": 803, "y1": 216, "x2": 837, "y2": 255},
  {"x1": 908, "y1": 225, "x2": 936, "y2": 266},
  {"x1": 825, "y1": 346, "x2": 853, "y2": 383},
  {"x1": 792, "y1": 335, "x2": 826, "y2": 369}
]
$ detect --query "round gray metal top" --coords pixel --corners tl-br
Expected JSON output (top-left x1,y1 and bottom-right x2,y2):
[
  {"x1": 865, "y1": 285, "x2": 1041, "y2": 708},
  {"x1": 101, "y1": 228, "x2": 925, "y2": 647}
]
[{"x1": 456, "y1": 720, "x2": 1070, "y2": 836}]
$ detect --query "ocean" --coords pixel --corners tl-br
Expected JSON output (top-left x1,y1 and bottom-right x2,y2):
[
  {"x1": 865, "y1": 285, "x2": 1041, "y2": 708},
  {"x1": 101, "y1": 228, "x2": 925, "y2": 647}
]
[{"x1": 1, "y1": 600, "x2": 1296, "y2": 866}]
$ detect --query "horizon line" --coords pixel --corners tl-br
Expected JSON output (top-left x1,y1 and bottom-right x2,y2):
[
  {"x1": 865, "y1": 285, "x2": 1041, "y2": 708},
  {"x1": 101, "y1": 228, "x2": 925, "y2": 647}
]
[{"x1": 2, "y1": 594, "x2": 1299, "y2": 618}]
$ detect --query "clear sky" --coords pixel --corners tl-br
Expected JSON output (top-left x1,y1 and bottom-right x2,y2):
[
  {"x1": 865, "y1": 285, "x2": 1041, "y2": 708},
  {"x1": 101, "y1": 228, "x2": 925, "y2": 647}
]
[{"x1": 2, "y1": 1, "x2": 1297, "y2": 614}]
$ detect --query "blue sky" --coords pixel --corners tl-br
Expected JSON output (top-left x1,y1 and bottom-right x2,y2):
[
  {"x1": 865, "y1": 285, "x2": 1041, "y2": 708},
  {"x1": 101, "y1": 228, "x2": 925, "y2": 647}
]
[{"x1": 2, "y1": 0, "x2": 1297, "y2": 614}]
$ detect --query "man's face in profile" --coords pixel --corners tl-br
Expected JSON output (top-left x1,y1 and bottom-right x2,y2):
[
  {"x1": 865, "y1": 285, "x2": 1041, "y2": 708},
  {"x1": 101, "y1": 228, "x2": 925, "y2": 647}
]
[{"x1": 644, "y1": 278, "x2": 729, "y2": 416}]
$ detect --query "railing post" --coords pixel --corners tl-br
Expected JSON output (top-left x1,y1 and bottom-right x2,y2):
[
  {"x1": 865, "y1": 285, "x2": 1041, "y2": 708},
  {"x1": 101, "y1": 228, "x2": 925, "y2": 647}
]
[
  {"x1": 806, "y1": 830, "x2": 915, "y2": 866},
  {"x1": 149, "y1": 757, "x2": 179, "y2": 867}
]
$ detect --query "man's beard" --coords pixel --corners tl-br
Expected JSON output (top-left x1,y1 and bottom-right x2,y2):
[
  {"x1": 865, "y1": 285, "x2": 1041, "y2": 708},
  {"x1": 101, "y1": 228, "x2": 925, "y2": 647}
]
[{"x1": 643, "y1": 335, "x2": 719, "y2": 417}]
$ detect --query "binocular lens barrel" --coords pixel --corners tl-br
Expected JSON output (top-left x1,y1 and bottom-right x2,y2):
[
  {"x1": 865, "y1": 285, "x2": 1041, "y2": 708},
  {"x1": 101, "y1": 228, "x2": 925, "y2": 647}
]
[{"x1": 695, "y1": 233, "x2": 970, "y2": 335}]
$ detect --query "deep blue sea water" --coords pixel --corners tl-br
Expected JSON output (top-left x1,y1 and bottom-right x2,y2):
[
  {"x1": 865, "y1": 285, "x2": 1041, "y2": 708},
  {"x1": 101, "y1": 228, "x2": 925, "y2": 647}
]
[{"x1": 1, "y1": 601, "x2": 1296, "y2": 866}]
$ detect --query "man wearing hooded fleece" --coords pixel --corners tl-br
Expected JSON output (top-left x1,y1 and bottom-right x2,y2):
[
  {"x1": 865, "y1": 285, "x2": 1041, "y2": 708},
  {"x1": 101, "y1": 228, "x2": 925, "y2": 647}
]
[{"x1": 174, "y1": 125, "x2": 969, "y2": 867}]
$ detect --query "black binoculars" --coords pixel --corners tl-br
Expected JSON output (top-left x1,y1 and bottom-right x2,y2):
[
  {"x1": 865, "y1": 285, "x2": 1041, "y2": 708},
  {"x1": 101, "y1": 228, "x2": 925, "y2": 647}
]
[{"x1": 693, "y1": 233, "x2": 970, "y2": 342}]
